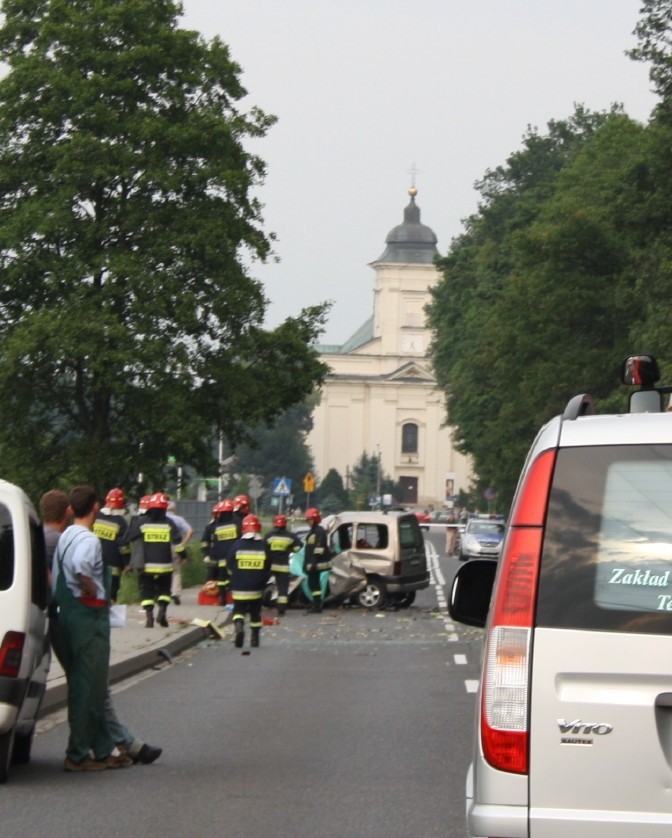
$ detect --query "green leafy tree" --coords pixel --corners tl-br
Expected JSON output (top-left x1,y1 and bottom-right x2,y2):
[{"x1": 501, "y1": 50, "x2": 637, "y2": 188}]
[
  {"x1": 233, "y1": 402, "x2": 315, "y2": 512},
  {"x1": 428, "y1": 107, "x2": 648, "y2": 509},
  {"x1": 347, "y1": 452, "x2": 402, "y2": 509},
  {"x1": 317, "y1": 468, "x2": 348, "y2": 511},
  {"x1": 0, "y1": 0, "x2": 327, "y2": 499}
]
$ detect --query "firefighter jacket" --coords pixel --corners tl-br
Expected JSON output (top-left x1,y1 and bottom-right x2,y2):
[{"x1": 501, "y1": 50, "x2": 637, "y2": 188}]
[
  {"x1": 264, "y1": 527, "x2": 303, "y2": 574},
  {"x1": 228, "y1": 535, "x2": 272, "y2": 600},
  {"x1": 303, "y1": 523, "x2": 331, "y2": 572},
  {"x1": 200, "y1": 514, "x2": 240, "y2": 570},
  {"x1": 93, "y1": 509, "x2": 131, "y2": 576},
  {"x1": 122, "y1": 513, "x2": 184, "y2": 574}
]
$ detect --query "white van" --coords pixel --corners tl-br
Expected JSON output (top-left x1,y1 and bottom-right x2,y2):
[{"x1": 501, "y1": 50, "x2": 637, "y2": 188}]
[
  {"x1": 0, "y1": 481, "x2": 50, "y2": 782},
  {"x1": 450, "y1": 355, "x2": 672, "y2": 837}
]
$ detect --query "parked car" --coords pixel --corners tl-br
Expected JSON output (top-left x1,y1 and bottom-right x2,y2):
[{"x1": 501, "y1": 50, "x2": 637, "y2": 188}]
[
  {"x1": 0, "y1": 480, "x2": 51, "y2": 783},
  {"x1": 323, "y1": 511, "x2": 429, "y2": 609},
  {"x1": 448, "y1": 354, "x2": 672, "y2": 837},
  {"x1": 457, "y1": 516, "x2": 505, "y2": 560}
]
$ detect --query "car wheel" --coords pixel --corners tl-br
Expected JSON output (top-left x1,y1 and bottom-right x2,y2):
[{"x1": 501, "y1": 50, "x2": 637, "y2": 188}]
[
  {"x1": 0, "y1": 727, "x2": 15, "y2": 783},
  {"x1": 357, "y1": 578, "x2": 387, "y2": 610},
  {"x1": 12, "y1": 728, "x2": 34, "y2": 765}
]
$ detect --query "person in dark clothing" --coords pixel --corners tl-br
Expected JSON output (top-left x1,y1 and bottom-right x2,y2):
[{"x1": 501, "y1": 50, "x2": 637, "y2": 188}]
[
  {"x1": 303, "y1": 507, "x2": 331, "y2": 614},
  {"x1": 232, "y1": 493, "x2": 251, "y2": 531},
  {"x1": 264, "y1": 514, "x2": 302, "y2": 615},
  {"x1": 93, "y1": 487, "x2": 131, "y2": 603},
  {"x1": 228, "y1": 514, "x2": 271, "y2": 649},
  {"x1": 200, "y1": 498, "x2": 240, "y2": 605},
  {"x1": 121, "y1": 492, "x2": 184, "y2": 628}
]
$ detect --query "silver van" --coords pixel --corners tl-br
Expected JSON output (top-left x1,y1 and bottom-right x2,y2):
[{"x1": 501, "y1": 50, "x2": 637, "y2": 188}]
[
  {"x1": 450, "y1": 355, "x2": 672, "y2": 837},
  {"x1": 323, "y1": 511, "x2": 429, "y2": 609},
  {"x1": 0, "y1": 481, "x2": 50, "y2": 782}
]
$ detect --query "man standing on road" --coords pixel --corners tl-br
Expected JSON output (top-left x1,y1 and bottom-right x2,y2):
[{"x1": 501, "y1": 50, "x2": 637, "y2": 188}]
[
  {"x1": 52, "y1": 485, "x2": 131, "y2": 771},
  {"x1": 264, "y1": 514, "x2": 302, "y2": 615},
  {"x1": 303, "y1": 507, "x2": 331, "y2": 614},
  {"x1": 41, "y1": 490, "x2": 162, "y2": 767},
  {"x1": 228, "y1": 514, "x2": 271, "y2": 649}
]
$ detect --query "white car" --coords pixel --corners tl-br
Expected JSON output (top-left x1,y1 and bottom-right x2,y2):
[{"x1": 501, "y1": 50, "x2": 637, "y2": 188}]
[
  {"x1": 0, "y1": 481, "x2": 51, "y2": 782},
  {"x1": 458, "y1": 517, "x2": 505, "y2": 560},
  {"x1": 450, "y1": 354, "x2": 672, "y2": 837}
]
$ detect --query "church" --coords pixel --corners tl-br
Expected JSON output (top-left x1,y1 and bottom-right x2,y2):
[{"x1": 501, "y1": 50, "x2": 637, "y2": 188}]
[{"x1": 306, "y1": 187, "x2": 473, "y2": 508}]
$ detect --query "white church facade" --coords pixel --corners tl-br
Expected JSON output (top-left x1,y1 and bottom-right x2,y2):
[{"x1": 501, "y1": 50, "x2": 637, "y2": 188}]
[{"x1": 306, "y1": 188, "x2": 473, "y2": 508}]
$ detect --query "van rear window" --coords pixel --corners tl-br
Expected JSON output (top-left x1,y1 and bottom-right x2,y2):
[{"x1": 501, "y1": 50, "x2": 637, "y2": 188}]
[
  {"x1": 0, "y1": 502, "x2": 14, "y2": 590},
  {"x1": 399, "y1": 517, "x2": 424, "y2": 549},
  {"x1": 537, "y1": 445, "x2": 672, "y2": 634}
]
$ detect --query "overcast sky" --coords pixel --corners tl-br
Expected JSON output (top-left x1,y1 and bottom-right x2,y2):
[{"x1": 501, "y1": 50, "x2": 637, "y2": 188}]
[{"x1": 181, "y1": 0, "x2": 657, "y2": 345}]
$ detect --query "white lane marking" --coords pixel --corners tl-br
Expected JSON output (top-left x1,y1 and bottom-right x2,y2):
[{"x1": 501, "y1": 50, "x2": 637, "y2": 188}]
[
  {"x1": 465, "y1": 680, "x2": 479, "y2": 693},
  {"x1": 454, "y1": 654, "x2": 467, "y2": 665}
]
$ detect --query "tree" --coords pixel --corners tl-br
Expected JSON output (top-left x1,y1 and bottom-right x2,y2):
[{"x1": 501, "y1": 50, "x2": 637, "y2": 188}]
[
  {"x1": 347, "y1": 452, "x2": 402, "y2": 509},
  {"x1": 428, "y1": 107, "x2": 648, "y2": 509},
  {"x1": 233, "y1": 402, "x2": 315, "y2": 512},
  {"x1": 0, "y1": 0, "x2": 328, "y2": 499},
  {"x1": 317, "y1": 468, "x2": 348, "y2": 512}
]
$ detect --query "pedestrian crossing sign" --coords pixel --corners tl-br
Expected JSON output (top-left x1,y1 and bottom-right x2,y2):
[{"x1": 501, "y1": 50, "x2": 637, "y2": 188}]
[{"x1": 272, "y1": 476, "x2": 292, "y2": 496}]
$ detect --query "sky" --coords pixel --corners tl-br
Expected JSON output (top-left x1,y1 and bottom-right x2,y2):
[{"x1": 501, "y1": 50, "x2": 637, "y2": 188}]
[{"x1": 181, "y1": 0, "x2": 658, "y2": 345}]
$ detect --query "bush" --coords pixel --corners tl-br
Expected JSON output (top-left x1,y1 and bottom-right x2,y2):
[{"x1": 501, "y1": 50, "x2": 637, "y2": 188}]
[{"x1": 116, "y1": 543, "x2": 207, "y2": 604}]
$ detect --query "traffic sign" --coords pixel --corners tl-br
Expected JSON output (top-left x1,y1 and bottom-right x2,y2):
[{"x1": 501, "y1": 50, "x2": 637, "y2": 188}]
[
  {"x1": 303, "y1": 472, "x2": 315, "y2": 493},
  {"x1": 272, "y1": 476, "x2": 292, "y2": 496}
]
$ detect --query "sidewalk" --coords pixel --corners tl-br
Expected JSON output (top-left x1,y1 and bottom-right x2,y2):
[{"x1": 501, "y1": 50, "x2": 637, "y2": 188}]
[{"x1": 41, "y1": 587, "x2": 232, "y2": 717}]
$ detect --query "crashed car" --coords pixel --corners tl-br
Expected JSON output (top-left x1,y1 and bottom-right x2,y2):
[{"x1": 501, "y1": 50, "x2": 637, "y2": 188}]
[
  {"x1": 322, "y1": 511, "x2": 429, "y2": 609},
  {"x1": 263, "y1": 549, "x2": 366, "y2": 609}
]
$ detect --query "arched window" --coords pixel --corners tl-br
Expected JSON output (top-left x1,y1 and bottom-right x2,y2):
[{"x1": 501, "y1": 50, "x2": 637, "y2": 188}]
[{"x1": 401, "y1": 422, "x2": 418, "y2": 454}]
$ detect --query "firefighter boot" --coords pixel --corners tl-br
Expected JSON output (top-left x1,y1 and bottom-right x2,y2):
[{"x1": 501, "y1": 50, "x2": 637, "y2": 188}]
[
  {"x1": 251, "y1": 627, "x2": 260, "y2": 648},
  {"x1": 145, "y1": 606, "x2": 154, "y2": 628},
  {"x1": 234, "y1": 619, "x2": 245, "y2": 648},
  {"x1": 157, "y1": 602, "x2": 169, "y2": 627},
  {"x1": 308, "y1": 596, "x2": 323, "y2": 614}
]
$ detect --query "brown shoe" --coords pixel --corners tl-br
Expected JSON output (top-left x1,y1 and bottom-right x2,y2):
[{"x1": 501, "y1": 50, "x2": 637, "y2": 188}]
[
  {"x1": 63, "y1": 756, "x2": 108, "y2": 772},
  {"x1": 101, "y1": 751, "x2": 133, "y2": 769}
]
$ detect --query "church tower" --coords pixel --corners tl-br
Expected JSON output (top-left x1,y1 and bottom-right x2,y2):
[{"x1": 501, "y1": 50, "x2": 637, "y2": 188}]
[{"x1": 307, "y1": 188, "x2": 472, "y2": 507}]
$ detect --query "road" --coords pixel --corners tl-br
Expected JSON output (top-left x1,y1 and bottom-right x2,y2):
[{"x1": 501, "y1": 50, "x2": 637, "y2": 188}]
[{"x1": 2, "y1": 527, "x2": 484, "y2": 838}]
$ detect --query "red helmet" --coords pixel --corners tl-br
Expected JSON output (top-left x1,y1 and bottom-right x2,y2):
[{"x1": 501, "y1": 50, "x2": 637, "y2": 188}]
[
  {"x1": 241, "y1": 514, "x2": 261, "y2": 534},
  {"x1": 214, "y1": 499, "x2": 234, "y2": 515},
  {"x1": 233, "y1": 494, "x2": 251, "y2": 514},
  {"x1": 305, "y1": 507, "x2": 321, "y2": 524},
  {"x1": 274, "y1": 514, "x2": 287, "y2": 528},
  {"x1": 139, "y1": 495, "x2": 151, "y2": 511},
  {"x1": 147, "y1": 492, "x2": 169, "y2": 510},
  {"x1": 105, "y1": 488, "x2": 126, "y2": 509}
]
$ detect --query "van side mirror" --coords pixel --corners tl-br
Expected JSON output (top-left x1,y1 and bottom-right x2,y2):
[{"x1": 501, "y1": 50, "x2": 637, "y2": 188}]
[{"x1": 448, "y1": 560, "x2": 497, "y2": 628}]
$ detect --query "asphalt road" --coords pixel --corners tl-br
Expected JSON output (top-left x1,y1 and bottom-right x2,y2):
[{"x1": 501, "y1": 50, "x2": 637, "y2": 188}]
[{"x1": 2, "y1": 527, "x2": 484, "y2": 838}]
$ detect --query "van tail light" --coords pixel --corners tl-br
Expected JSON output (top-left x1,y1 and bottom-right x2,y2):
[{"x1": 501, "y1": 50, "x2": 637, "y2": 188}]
[
  {"x1": 481, "y1": 449, "x2": 556, "y2": 775},
  {"x1": 0, "y1": 631, "x2": 25, "y2": 678},
  {"x1": 393, "y1": 559, "x2": 401, "y2": 576}
]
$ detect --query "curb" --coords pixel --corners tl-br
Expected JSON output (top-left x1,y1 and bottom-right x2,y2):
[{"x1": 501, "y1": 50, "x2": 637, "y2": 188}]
[{"x1": 40, "y1": 611, "x2": 233, "y2": 718}]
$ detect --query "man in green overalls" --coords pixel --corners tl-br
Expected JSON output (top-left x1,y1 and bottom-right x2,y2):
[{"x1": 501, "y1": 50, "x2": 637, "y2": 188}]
[{"x1": 53, "y1": 486, "x2": 131, "y2": 771}]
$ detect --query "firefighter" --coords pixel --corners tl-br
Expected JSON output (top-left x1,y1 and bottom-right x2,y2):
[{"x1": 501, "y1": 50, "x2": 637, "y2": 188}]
[
  {"x1": 232, "y1": 493, "x2": 251, "y2": 530},
  {"x1": 93, "y1": 488, "x2": 131, "y2": 603},
  {"x1": 122, "y1": 492, "x2": 184, "y2": 627},
  {"x1": 200, "y1": 499, "x2": 240, "y2": 605},
  {"x1": 228, "y1": 514, "x2": 271, "y2": 649},
  {"x1": 303, "y1": 507, "x2": 331, "y2": 613},
  {"x1": 264, "y1": 514, "x2": 302, "y2": 615}
]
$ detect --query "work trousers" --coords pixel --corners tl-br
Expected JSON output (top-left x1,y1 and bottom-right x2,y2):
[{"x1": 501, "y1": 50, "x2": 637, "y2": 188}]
[
  {"x1": 57, "y1": 599, "x2": 114, "y2": 763},
  {"x1": 232, "y1": 595, "x2": 263, "y2": 629},
  {"x1": 140, "y1": 570, "x2": 172, "y2": 608}
]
